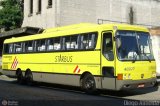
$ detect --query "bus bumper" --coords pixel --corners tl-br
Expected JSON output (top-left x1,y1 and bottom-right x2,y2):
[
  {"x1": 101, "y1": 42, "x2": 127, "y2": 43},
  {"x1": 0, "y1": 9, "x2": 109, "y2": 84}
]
[
  {"x1": 1, "y1": 70, "x2": 16, "y2": 77},
  {"x1": 116, "y1": 78, "x2": 157, "y2": 90}
]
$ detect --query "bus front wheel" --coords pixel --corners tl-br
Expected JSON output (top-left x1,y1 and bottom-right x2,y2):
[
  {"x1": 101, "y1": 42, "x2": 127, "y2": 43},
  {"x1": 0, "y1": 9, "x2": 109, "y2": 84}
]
[{"x1": 80, "y1": 73, "x2": 96, "y2": 94}]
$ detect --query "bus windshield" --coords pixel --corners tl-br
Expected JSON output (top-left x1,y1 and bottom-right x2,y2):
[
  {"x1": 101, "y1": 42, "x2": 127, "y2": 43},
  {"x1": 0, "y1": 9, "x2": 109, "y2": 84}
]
[{"x1": 116, "y1": 30, "x2": 154, "y2": 61}]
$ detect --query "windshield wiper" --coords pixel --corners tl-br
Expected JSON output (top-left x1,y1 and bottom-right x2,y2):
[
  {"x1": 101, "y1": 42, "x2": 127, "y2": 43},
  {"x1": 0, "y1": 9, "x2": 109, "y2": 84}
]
[{"x1": 132, "y1": 54, "x2": 137, "y2": 63}]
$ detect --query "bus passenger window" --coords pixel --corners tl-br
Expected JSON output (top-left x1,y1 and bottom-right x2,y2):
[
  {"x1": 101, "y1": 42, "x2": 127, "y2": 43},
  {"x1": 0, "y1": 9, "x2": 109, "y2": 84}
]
[
  {"x1": 70, "y1": 36, "x2": 78, "y2": 49},
  {"x1": 65, "y1": 37, "x2": 71, "y2": 50},
  {"x1": 53, "y1": 38, "x2": 61, "y2": 50},
  {"x1": 25, "y1": 41, "x2": 33, "y2": 52},
  {"x1": 47, "y1": 38, "x2": 54, "y2": 51},
  {"x1": 82, "y1": 34, "x2": 89, "y2": 49},
  {"x1": 9, "y1": 44, "x2": 14, "y2": 53},
  {"x1": 36, "y1": 39, "x2": 46, "y2": 52},
  {"x1": 80, "y1": 33, "x2": 97, "y2": 50},
  {"x1": 89, "y1": 33, "x2": 97, "y2": 49},
  {"x1": 102, "y1": 33, "x2": 114, "y2": 61},
  {"x1": 3, "y1": 44, "x2": 9, "y2": 54},
  {"x1": 15, "y1": 43, "x2": 22, "y2": 53}
]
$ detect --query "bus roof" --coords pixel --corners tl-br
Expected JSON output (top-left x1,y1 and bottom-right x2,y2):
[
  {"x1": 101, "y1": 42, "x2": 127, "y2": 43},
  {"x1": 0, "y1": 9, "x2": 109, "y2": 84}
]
[
  {"x1": 4, "y1": 23, "x2": 149, "y2": 44},
  {"x1": 42, "y1": 23, "x2": 97, "y2": 33}
]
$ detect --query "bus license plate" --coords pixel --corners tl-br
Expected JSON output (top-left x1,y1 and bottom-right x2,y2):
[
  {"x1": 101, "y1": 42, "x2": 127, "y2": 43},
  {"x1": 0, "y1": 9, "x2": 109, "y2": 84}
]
[{"x1": 138, "y1": 84, "x2": 144, "y2": 88}]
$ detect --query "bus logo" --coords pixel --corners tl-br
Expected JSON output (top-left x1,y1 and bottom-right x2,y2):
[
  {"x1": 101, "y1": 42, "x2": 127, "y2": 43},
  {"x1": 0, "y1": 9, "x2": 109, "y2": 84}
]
[
  {"x1": 73, "y1": 65, "x2": 81, "y2": 74},
  {"x1": 11, "y1": 57, "x2": 18, "y2": 69}
]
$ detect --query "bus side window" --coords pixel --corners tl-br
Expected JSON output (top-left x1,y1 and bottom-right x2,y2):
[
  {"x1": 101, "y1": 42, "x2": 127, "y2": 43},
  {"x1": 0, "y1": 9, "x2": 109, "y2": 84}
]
[
  {"x1": 90, "y1": 33, "x2": 97, "y2": 49},
  {"x1": 80, "y1": 33, "x2": 97, "y2": 50},
  {"x1": 9, "y1": 44, "x2": 14, "y2": 53},
  {"x1": 64, "y1": 35, "x2": 78, "y2": 50},
  {"x1": 15, "y1": 42, "x2": 22, "y2": 53},
  {"x1": 71, "y1": 35, "x2": 78, "y2": 49},
  {"x1": 65, "y1": 36, "x2": 71, "y2": 50},
  {"x1": 3, "y1": 44, "x2": 9, "y2": 54},
  {"x1": 62, "y1": 35, "x2": 78, "y2": 50},
  {"x1": 47, "y1": 38, "x2": 54, "y2": 51},
  {"x1": 36, "y1": 39, "x2": 46, "y2": 52},
  {"x1": 102, "y1": 33, "x2": 114, "y2": 61},
  {"x1": 81, "y1": 34, "x2": 88, "y2": 49},
  {"x1": 25, "y1": 41, "x2": 33, "y2": 52},
  {"x1": 53, "y1": 38, "x2": 61, "y2": 50}
]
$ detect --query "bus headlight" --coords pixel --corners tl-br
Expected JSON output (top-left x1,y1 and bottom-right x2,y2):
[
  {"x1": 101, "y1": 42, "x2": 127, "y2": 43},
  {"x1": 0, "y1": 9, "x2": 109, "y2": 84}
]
[
  {"x1": 123, "y1": 74, "x2": 127, "y2": 79},
  {"x1": 128, "y1": 74, "x2": 131, "y2": 79}
]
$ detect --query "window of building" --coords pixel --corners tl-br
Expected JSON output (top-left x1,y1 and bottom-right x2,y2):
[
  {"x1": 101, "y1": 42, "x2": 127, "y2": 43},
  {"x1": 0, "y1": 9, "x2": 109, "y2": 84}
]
[
  {"x1": 47, "y1": 0, "x2": 52, "y2": 8},
  {"x1": 37, "y1": 0, "x2": 42, "y2": 14},
  {"x1": 29, "y1": 0, "x2": 33, "y2": 16}
]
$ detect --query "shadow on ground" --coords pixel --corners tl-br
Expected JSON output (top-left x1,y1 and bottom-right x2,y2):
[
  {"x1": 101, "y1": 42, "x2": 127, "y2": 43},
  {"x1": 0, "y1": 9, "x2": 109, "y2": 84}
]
[
  {"x1": 0, "y1": 79, "x2": 159, "y2": 106},
  {"x1": 10, "y1": 80, "x2": 159, "y2": 98}
]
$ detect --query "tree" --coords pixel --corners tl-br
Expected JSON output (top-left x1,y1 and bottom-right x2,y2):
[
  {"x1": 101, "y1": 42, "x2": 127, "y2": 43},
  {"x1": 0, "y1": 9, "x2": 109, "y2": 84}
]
[{"x1": 0, "y1": 0, "x2": 23, "y2": 31}]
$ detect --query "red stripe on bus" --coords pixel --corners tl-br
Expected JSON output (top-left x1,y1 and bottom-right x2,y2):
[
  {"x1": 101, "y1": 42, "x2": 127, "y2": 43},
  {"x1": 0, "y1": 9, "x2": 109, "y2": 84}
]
[
  {"x1": 11, "y1": 57, "x2": 16, "y2": 69},
  {"x1": 74, "y1": 65, "x2": 79, "y2": 73}
]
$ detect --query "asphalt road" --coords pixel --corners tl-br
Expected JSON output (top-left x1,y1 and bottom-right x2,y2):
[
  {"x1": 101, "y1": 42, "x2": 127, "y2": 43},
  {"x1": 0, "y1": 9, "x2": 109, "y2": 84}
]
[{"x1": 0, "y1": 75, "x2": 159, "y2": 106}]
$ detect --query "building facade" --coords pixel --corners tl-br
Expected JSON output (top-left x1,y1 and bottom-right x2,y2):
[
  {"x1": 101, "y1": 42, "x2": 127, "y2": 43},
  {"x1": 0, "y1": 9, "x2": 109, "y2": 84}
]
[
  {"x1": 22, "y1": 0, "x2": 160, "y2": 28},
  {"x1": 150, "y1": 28, "x2": 160, "y2": 76}
]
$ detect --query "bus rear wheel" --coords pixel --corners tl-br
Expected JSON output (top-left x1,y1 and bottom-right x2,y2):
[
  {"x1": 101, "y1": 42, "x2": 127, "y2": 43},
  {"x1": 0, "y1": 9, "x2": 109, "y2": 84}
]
[
  {"x1": 25, "y1": 70, "x2": 33, "y2": 85},
  {"x1": 81, "y1": 73, "x2": 96, "y2": 94},
  {"x1": 16, "y1": 70, "x2": 24, "y2": 84}
]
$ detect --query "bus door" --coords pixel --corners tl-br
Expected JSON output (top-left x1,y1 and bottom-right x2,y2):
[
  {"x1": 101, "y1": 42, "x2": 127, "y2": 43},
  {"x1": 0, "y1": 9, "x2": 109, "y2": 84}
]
[{"x1": 101, "y1": 32, "x2": 116, "y2": 90}]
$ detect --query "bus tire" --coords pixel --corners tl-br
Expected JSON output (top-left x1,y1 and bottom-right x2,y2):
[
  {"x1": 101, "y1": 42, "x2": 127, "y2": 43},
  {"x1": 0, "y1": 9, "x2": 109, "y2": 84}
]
[
  {"x1": 16, "y1": 70, "x2": 24, "y2": 84},
  {"x1": 25, "y1": 70, "x2": 33, "y2": 86},
  {"x1": 80, "y1": 73, "x2": 96, "y2": 94}
]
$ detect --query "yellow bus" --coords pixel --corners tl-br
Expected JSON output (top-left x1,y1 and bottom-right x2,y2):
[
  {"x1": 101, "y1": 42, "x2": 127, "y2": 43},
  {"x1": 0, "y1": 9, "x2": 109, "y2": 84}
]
[{"x1": 1, "y1": 23, "x2": 157, "y2": 93}]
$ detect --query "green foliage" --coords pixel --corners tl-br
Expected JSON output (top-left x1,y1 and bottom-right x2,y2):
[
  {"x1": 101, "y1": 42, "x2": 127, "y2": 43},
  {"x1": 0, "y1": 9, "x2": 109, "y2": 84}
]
[{"x1": 0, "y1": 0, "x2": 23, "y2": 31}]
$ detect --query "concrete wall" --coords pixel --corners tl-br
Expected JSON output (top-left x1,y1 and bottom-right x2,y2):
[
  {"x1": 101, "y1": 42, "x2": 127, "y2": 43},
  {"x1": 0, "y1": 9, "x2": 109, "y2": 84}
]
[
  {"x1": 96, "y1": 0, "x2": 160, "y2": 26},
  {"x1": 59, "y1": 0, "x2": 96, "y2": 26},
  {"x1": 151, "y1": 35, "x2": 160, "y2": 76},
  {"x1": 22, "y1": 0, "x2": 57, "y2": 28},
  {"x1": 150, "y1": 28, "x2": 160, "y2": 76},
  {"x1": 22, "y1": 0, "x2": 160, "y2": 28}
]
